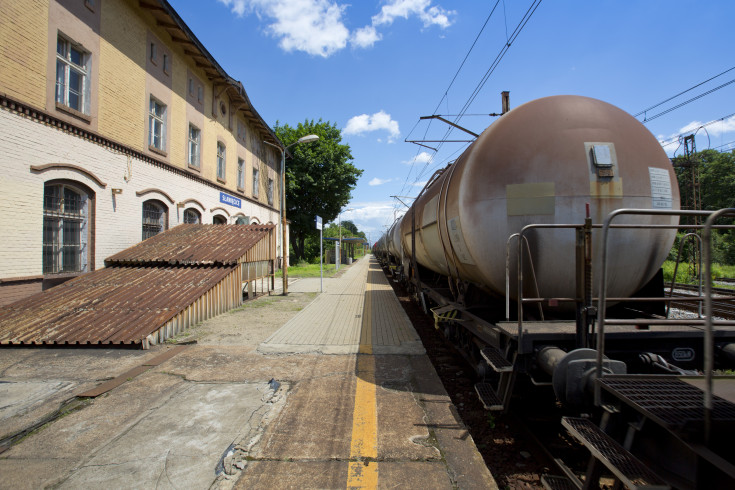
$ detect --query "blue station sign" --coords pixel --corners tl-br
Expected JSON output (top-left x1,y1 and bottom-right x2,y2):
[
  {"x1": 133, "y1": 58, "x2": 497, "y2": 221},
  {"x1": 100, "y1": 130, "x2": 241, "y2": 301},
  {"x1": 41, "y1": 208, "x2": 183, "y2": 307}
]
[{"x1": 219, "y1": 192, "x2": 241, "y2": 209}]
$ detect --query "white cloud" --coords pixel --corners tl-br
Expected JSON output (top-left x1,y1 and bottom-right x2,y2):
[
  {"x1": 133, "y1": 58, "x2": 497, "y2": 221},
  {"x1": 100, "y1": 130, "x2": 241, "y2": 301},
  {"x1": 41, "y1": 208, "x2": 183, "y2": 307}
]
[
  {"x1": 217, "y1": 0, "x2": 453, "y2": 57},
  {"x1": 411, "y1": 180, "x2": 429, "y2": 187},
  {"x1": 219, "y1": 0, "x2": 350, "y2": 57},
  {"x1": 373, "y1": 0, "x2": 454, "y2": 28},
  {"x1": 369, "y1": 177, "x2": 391, "y2": 186},
  {"x1": 344, "y1": 110, "x2": 400, "y2": 141},
  {"x1": 402, "y1": 151, "x2": 433, "y2": 165},
  {"x1": 351, "y1": 25, "x2": 381, "y2": 49}
]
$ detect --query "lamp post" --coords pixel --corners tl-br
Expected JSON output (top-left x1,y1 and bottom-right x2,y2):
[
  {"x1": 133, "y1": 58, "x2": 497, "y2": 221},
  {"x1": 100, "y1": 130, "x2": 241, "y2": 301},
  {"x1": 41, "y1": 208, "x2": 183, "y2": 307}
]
[
  {"x1": 264, "y1": 134, "x2": 319, "y2": 295},
  {"x1": 337, "y1": 207, "x2": 354, "y2": 271}
]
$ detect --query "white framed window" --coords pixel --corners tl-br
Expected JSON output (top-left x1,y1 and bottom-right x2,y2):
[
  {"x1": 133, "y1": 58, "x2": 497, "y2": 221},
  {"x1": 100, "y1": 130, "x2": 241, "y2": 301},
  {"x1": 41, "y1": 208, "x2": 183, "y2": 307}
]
[
  {"x1": 267, "y1": 178, "x2": 274, "y2": 206},
  {"x1": 163, "y1": 54, "x2": 169, "y2": 74},
  {"x1": 188, "y1": 124, "x2": 200, "y2": 168},
  {"x1": 217, "y1": 141, "x2": 226, "y2": 180},
  {"x1": 142, "y1": 200, "x2": 167, "y2": 240},
  {"x1": 252, "y1": 167, "x2": 259, "y2": 198},
  {"x1": 149, "y1": 97, "x2": 166, "y2": 151},
  {"x1": 183, "y1": 208, "x2": 201, "y2": 224},
  {"x1": 237, "y1": 158, "x2": 245, "y2": 189},
  {"x1": 43, "y1": 183, "x2": 89, "y2": 274},
  {"x1": 188, "y1": 78, "x2": 194, "y2": 96},
  {"x1": 55, "y1": 36, "x2": 90, "y2": 114},
  {"x1": 197, "y1": 85, "x2": 203, "y2": 103},
  {"x1": 237, "y1": 121, "x2": 247, "y2": 141},
  {"x1": 150, "y1": 42, "x2": 157, "y2": 63}
]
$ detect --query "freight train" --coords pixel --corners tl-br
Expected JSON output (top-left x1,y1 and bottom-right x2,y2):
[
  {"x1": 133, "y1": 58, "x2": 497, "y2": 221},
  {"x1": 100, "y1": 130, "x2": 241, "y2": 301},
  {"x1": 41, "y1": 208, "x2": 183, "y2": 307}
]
[{"x1": 376, "y1": 95, "x2": 735, "y2": 488}]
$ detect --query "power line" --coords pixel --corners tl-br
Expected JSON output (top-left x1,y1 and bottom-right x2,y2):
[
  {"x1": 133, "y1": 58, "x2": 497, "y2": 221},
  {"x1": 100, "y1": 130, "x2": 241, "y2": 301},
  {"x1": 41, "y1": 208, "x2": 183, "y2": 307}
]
[
  {"x1": 398, "y1": 1, "x2": 503, "y2": 204},
  {"x1": 394, "y1": 0, "x2": 544, "y2": 227},
  {"x1": 635, "y1": 65, "x2": 735, "y2": 119},
  {"x1": 641, "y1": 77, "x2": 735, "y2": 123}
]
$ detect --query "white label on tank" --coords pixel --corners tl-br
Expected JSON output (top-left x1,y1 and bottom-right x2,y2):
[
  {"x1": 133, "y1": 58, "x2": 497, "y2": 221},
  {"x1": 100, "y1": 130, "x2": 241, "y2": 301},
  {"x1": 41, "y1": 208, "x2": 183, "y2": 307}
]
[
  {"x1": 649, "y1": 167, "x2": 672, "y2": 209},
  {"x1": 448, "y1": 216, "x2": 475, "y2": 265}
]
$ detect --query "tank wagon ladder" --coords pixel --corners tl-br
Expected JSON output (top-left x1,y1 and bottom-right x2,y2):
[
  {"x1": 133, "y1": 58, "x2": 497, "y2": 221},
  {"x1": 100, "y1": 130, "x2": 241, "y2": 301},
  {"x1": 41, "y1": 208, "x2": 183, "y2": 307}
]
[
  {"x1": 475, "y1": 346, "x2": 515, "y2": 411},
  {"x1": 427, "y1": 299, "x2": 518, "y2": 411}
]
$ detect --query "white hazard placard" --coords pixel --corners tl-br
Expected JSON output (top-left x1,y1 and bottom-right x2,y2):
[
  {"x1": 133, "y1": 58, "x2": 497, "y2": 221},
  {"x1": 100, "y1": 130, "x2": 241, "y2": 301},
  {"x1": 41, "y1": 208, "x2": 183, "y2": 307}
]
[{"x1": 649, "y1": 167, "x2": 672, "y2": 209}]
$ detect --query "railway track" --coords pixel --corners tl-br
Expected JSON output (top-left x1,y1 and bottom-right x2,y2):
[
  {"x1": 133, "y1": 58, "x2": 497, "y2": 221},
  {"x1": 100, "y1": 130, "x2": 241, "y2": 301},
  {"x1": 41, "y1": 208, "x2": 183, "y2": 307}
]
[{"x1": 667, "y1": 282, "x2": 735, "y2": 319}]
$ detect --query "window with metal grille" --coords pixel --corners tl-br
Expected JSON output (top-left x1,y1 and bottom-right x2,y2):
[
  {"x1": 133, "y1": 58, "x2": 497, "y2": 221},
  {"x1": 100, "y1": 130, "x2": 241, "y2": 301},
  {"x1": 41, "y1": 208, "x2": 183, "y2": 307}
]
[
  {"x1": 217, "y1": 141, "x2": 226, "y2": 180},
  {"x1": 43, "y1": 183, "x2": 88, "y2": 274},
  {"x1": 188, "y1": 124, "x2": 200, "y2": 168},
  {"x1": 149, "y1": 97, "x2": 166, "y2": 151},
  {"x1": 56, "y1": 36, "x2": 90, "y2": 114},
  {"x1": 142, "y1": 200, "x2": 167, "y2": 240},
  {"x1": 183, "y1": 208, "x2": 201, "y2": 224}
]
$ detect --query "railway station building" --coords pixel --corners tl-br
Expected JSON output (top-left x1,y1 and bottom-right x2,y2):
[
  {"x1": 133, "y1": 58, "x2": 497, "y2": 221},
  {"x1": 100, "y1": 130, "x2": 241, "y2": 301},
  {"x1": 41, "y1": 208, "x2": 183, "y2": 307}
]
[{"x1": 0, "y1": 0, "x2": 286, "y2": 305}]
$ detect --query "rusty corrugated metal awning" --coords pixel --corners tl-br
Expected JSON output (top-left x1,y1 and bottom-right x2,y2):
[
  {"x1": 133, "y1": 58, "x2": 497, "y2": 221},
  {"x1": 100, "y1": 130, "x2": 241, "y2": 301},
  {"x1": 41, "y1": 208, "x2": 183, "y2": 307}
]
[
  {"x1": 105, "y1": 224, "x2": 274, "y2": 266},
  {"x1": 0, "y1": 266, "x2": 233, "y2": 347},
  {"x1": 0, "y1": 224, "x2": 277, "y2": 348}
]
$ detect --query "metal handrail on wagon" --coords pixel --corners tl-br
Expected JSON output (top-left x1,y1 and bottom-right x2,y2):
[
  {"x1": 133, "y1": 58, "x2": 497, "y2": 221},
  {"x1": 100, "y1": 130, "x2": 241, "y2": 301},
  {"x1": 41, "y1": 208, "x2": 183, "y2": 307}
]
[{"x1": 594, "y1": 208, "x2": 735, "y2": 446}]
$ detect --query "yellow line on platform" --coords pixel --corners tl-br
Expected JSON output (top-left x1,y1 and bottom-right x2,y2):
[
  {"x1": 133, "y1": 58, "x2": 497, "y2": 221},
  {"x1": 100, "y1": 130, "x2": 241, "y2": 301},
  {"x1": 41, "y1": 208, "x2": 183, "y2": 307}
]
[{"x1": 347, "y1": 269, "x2": 378, "y2": 489}]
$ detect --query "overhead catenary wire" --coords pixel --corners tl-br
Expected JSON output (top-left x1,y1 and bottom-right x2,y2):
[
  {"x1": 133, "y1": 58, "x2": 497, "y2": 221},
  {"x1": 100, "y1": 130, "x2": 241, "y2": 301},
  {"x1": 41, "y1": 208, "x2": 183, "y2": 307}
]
[
  {"x1": 397, "y1": 1, "x2": 503, "y2": 205},
  {"x1": 635, "y1": 65, "x2": 735, "y2": 119},
  {"x1": 640, "y1": 77, "x2": 735, "y2": 123}
]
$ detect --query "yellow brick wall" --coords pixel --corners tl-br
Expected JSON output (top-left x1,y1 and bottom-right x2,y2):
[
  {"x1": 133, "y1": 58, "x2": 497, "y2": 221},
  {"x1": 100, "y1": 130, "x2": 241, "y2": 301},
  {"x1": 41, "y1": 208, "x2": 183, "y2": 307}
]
[
  {"x1": 1, "y1": 0, "x2": 276, "y2": 207},
  {"x1": 97, "y1": 0, "x2": 146, "y2": 149},
  {"x1": 0, "y1": 0, "x2": 49, "y2": 106}
]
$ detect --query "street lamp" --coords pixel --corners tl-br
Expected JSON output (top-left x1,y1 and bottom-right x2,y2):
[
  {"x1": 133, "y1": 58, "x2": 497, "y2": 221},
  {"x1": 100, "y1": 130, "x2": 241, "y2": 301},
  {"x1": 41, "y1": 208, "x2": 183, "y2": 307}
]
[
  {"x1": 264, "y1": 134, "x2": 319, "y2": 295},
  {"x1": 337, "y1": 207, "x2": 354, "y2": 271}
]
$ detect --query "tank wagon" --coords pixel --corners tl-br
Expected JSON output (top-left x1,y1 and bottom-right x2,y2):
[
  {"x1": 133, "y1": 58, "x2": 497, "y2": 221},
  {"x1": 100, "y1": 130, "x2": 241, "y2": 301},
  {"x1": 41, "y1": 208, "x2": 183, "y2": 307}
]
[{"x1": 377, "y1": 95, "x2": 735, "y2": 488}]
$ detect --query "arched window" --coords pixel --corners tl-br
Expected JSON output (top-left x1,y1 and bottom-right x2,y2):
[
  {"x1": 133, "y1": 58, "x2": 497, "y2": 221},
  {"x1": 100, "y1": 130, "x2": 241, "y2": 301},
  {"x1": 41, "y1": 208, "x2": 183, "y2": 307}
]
[
  {"x1": 183, "y1": 208, "x2": 201, "y2": 224},
  {"x1": 142, "y1": 200, "x2": 168, "y2": 240},
  {"x1": 43, "y1": 182, "x2": 91, "y2": 274},
  {"x1": 213, "y1": 215, "x2": 227, "y2": 225}
]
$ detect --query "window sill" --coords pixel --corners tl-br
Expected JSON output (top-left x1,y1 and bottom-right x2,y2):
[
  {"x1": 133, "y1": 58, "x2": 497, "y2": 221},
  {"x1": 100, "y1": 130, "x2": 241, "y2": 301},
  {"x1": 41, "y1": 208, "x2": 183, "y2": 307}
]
[
  {"x1": 43, "y1": 271, "x2": 84, "y2": 280},
  {"x1": 55, "y1": 102, "x2": 91, "y2": 124},
  {"x1": 188, "y1": 163, "x2": 201, "y2": 172},
  {"x1": 237, "y1": 186, "x2": 245, "y2": 193},
  {"x1": 149, "y1": 145, "x2": 167, "y2": 157},
  {"x1": 217, "y1": 177, "x2": 226, "y2": 184}
]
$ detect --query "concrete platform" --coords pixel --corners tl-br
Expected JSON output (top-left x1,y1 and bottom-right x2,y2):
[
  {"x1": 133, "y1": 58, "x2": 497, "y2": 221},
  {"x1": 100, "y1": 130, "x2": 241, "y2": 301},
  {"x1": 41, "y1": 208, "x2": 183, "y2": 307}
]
[{"x1": 0, "y1": 256, "x2": 496, "y2": 489}]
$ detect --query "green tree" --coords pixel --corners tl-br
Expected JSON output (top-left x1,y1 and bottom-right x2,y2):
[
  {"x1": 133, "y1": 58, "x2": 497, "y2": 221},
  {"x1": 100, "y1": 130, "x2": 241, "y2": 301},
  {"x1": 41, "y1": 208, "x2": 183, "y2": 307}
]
[
  {"x1": 341, "y1": 220, "x2": 358, "y2": 235},
  {"x1": 275, "y1": 120, "x2": 363, "y2": 262},
  {"x1": 673, "y1": 149, "x2": 735, "y2": 263}
]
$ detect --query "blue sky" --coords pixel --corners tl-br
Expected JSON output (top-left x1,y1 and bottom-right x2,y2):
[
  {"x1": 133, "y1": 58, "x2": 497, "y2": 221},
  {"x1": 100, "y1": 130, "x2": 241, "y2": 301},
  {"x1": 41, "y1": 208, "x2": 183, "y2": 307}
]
[{"x1": 169, "y1": 0, "x2": 735, "y2": 243}]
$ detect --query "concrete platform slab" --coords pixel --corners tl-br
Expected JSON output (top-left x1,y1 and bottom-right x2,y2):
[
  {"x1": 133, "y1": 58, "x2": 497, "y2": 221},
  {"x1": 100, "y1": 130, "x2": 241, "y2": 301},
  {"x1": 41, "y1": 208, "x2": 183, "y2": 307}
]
[
  {"x1": 235, "y1": 460, "x2": 348, "y2": 489},
  {"x1": 0, "y1": 348, "x2": 163, "y2": 442},
  {"x1": 255, "y1": 370, "x2": 356, "y2": 460},
  {"x1": 58, "y1": 381, "x2": 280, "y2": 489}
]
